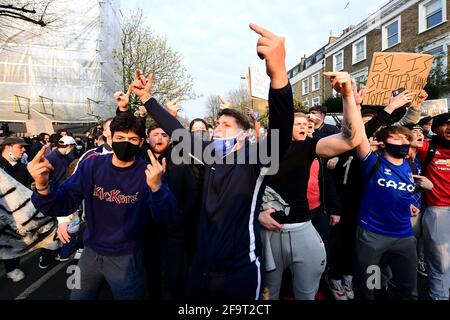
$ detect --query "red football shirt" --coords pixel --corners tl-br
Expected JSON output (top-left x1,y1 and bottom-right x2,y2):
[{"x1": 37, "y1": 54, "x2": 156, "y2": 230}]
[{"x1": 417, "y1": 139, "x2": 450, "y2": 207}]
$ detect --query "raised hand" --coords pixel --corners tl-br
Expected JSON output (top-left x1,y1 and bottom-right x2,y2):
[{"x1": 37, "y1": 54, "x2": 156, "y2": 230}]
[
  {"x1": 114, "y1": 85, "x2": 132, "y2": 111},
  {"x1": 249, "y1": 23, "x2": 287, "y2": 89},
  {"x1": 412, "y1": 89, "x2": 429, "y2": 110},
  {"x1": 219, "y1": 96, "x2": 232, "y2": 110},
  {"x1": 388, "y1": 89, "x2": 416, "y2": 110},
  {"x1": 27, "y1": 145, "x2": 54, "y2": 190},
  {"x1": 164, "y1": 97, "x2": 181, "y2": 117},
  {"x1": 145, "y1": 150, "x2": 167, "y2": 192},
  {"x1": 247, "y1": 107, "x2": 259, "y2": 123},
  {"x1": 323, "y1": 72, "x2": 353, "y2": 97},
  {"x1": 418, "y1": 89, "x2": 428, "y2": 103},
  {"x1": 131, "y1": 69, "x2": 153, "y2": 103}
]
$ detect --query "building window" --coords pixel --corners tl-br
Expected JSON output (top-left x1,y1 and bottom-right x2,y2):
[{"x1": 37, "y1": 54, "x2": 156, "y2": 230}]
[
  {"x1": 352, "y1": 37, "x2": 366, "y2": 64},
  {"x1": 302, "y1": 78, "x2": 309, "y2": 95},
  {"x1": 351, "y1": 67, "x2": 369, "y2": 91},
  {"x1": 333, "y1": 50, "x2": 344, "y2": 71},
  {"x1": 382, "y1": 16, "x2": 401, "y2": 50},
  {"x1": 312, "y1": 97, "x2": 321, "y2": 106},
  {"x1": 303, "y1": 100, "x2": 309, "y2": 108},
  {"x1": 355, "y1": 75, "x2": 367, "y2": 90},
  {"x1": 424, "y1": 45, "x2": 447, "y2": 73},
  {"x1": 419, "y1": 0, "x2": 447, "y2": 33},
  {"x1": 312, "y1": 73, "x2": 320, "y2": 91}
]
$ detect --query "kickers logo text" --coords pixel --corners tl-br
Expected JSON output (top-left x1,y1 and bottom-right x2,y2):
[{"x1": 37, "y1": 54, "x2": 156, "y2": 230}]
[{"x1": 93, "y1": 185, "x2": 139, "y2": 204}]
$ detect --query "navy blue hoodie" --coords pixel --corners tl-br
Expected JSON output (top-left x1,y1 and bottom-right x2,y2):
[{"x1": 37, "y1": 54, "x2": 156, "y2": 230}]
[
  {"x1": 31, "y1": 154, "x2": 177, "y2": 256},
  {"x1": 144, "y1": 84, "x2": 293, "y2": 272}
]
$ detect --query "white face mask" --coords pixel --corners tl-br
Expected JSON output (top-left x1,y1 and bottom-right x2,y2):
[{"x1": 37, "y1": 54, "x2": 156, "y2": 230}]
[{"x1": 8, "y1": 150, "x2": 18, "y2": 162}]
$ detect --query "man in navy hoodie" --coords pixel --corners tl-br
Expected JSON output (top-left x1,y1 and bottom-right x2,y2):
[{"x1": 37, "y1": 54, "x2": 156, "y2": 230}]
[
  {"x1": 28, "y1": 114, "x2": 177, "y2": 300},
  {"x1": 131, "y1": 23, "x2": 363, "y2": 300}
]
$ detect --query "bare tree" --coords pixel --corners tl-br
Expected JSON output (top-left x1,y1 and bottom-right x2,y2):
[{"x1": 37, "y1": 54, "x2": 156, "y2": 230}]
[
  {"x1": 205, "y1": 94, "x2": 221, "y2": 123},
  {"x1": 115, "y1": 9, "x2": 195, "y2": 111},
  {"x1": 227, "y1": 85, "x2": 251, "y2": 114},
  {"x1": 0, "y1": 1, "x2": 58, "y2": 42}
]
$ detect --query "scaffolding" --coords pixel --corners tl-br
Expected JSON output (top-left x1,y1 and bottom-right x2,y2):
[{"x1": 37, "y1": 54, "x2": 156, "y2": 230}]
[{"x1": 0, "y1": 0, "x2": 122, "y2": 124}]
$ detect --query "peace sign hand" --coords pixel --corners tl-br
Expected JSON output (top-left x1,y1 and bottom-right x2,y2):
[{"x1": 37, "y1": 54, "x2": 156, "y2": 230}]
[
  {"x1": 27, "y1": 145, "x2": 54, "y2": 189},
  {"x1": 131, "y1": 69, "x2": 153, "y2": 103},
  {"x1": 145, "y1": 150, "x2": 167, "y2": 192},
  {"x1": 114, "y1": 85, "x2": 132, "y2": 111}
]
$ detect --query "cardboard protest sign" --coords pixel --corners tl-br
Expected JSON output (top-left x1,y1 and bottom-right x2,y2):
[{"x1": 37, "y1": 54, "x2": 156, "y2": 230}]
[
  {"x1": 249, "y1": 65, "x2": 270, "y2": 101},
  {"x1": 421, "y1": 99, "x2": 448, "y2": 117},
  {"x1": 363, "y1": 52, "x2": 434, "y2": 107}
]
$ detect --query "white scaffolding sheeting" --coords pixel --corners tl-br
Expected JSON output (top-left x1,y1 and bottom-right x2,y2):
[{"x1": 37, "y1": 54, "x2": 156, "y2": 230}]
[{"x1": 0, "y1": 0, "x2": 121, "y2": 122}]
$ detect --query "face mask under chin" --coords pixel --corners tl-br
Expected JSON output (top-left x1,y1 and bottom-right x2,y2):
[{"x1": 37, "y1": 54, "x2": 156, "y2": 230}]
[{"x1": 212, "y1": 131, "x2": 244, "y2": 158}]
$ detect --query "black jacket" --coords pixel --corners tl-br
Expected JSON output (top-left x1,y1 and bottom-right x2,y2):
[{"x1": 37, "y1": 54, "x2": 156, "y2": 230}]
[
  {"x1": 144, "y1": 84, "x2": 294, "y2": 272},
  {"x1": 0, "y1": 156, "x2": 33, "y2": 189}
]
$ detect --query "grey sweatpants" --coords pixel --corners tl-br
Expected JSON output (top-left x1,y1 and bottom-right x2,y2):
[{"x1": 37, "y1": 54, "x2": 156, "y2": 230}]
[
  {"x1": 263, "y1": 221, "x2": 326, "y2": 300},
  {"x1": 355, "y1": 227, "x2": 417, "y2": 300},
  {"x1": 70, "y1": 246, "x2": 145, "y2": 300},
  {"x1": 422, "y1": 206, "x2": 450, "y2": 300}
]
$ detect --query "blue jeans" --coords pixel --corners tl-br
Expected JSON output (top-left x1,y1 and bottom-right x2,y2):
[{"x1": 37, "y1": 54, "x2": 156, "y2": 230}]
[{"x1": 70, "y1": 246, "x2": 145, "y2": 300}]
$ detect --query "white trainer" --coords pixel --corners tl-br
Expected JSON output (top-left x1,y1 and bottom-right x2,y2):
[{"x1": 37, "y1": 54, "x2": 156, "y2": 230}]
[{"x1": 6, "y1": 268, "x2": 25, "y2": 282}]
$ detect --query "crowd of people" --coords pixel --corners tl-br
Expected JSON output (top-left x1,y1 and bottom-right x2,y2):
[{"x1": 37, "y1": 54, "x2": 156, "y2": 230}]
[{"x1": 0, "y1": 23, "x2": 449, "y2": 301}]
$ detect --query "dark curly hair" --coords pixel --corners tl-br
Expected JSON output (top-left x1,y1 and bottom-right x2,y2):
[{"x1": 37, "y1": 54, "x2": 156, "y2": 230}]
[{"x1": 110, "y1": 114, "x2": 146, "y2": 139}]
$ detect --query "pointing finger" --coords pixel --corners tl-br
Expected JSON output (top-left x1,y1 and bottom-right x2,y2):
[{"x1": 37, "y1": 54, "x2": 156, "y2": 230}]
[
  {"x1": 31, "y1": 145, "x2": 48, "y2": 164},
  {"x1": 249, "y1": 23, "x2": 275, "y2": 38}
]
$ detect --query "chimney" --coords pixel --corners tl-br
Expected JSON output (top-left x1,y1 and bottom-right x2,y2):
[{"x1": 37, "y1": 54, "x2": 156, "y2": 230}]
[
  {"x1": 328, "y1": 36, "x2": 338, "y2": 44},
  {"x1": 342, "y1": 25, "x2": 355, "y2": 35},
  {"x1": 300, "y1": 54, "x2": 307, "y2": 69}
]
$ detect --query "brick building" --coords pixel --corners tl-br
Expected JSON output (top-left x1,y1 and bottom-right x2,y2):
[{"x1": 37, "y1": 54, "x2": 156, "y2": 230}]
[{"x1": 289, "y1": 0, "x2": 450, "y2": 106}]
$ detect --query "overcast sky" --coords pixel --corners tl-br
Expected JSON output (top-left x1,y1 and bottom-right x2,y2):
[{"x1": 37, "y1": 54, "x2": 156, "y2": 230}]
[{"x1": 120, "y1": 0, "x2": 389, "y2": 120}]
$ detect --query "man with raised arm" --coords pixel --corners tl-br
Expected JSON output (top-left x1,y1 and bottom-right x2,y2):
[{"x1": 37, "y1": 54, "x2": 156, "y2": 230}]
[
  {"x1": 131, "y1": 23, "x2": 293, "y2": 300},
  {"x1": 28, "y1": 114, "x2": 177, "y2": 300}
]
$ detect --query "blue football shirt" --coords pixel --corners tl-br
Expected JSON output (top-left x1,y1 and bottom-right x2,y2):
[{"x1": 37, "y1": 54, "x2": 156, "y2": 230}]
[{"x1": 358, "y1": 152, "x2": 416, "y2": 238}]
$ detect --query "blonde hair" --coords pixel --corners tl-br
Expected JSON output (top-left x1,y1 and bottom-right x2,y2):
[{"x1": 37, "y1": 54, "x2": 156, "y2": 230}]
[{"x1": 294, "y1": 112, "x2": 307, "y2": 119}]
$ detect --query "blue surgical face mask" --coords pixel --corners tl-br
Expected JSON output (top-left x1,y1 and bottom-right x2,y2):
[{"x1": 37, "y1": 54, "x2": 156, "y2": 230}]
[
  {"x1": 212, "y1": 136, "x2": 238, "y2": 157},
  {"x1": 384, "y1": 142, "x2": 410, "y2": 159}
]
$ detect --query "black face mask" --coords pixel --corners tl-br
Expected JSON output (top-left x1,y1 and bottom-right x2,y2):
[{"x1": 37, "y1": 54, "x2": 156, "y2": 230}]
[
  {"x1": 384, "y1": 142, "x2": 410, "y2": 159},
  {"x1": 112, "y1": 141, "x2": 141, "y2": 162}
]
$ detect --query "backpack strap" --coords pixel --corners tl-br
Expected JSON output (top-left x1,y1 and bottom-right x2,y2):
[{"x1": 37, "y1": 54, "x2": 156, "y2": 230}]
[
  {"x1": 423, "y1": 140, "x2": 437, "y2": 175},
  {"x1": 406, "y1": 157, "x2": 418, "y2": 175}
]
